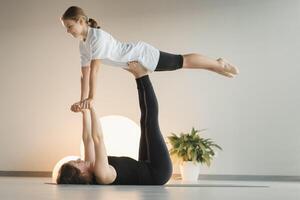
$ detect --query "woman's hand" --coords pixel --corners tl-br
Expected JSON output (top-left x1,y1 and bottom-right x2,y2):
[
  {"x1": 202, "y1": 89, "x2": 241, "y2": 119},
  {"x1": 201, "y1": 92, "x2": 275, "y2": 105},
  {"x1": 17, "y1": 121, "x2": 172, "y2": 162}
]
[
  {"x1": 80, "y1": 98, "x2": 94, "y2": 110},
  {"x1": 70, "y1": 102, "x2": 82, "y2": 113}
]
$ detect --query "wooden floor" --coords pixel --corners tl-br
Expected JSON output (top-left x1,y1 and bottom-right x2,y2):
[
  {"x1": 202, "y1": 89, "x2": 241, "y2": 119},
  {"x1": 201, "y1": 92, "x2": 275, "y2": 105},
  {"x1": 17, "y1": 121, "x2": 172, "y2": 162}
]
[{"x1": 0, "y1": 177, "x2": 300, "y2": 200}]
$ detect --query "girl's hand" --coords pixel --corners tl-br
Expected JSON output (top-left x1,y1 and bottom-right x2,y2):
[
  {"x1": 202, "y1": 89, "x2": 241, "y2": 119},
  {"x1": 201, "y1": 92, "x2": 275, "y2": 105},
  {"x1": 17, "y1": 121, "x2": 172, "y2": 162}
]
[{"x1": 80, "y1": 98, "x2": 94, "y2": 110}]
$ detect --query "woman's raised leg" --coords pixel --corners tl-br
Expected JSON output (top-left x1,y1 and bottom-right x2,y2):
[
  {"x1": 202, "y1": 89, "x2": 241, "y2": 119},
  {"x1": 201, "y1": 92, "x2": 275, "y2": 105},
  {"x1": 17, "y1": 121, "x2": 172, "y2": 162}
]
[
  {"x1": 125, "y1": 62, "x2": 149, "y2": 162},
  {"x1": 126, "y1": 62, "x2": 173, "y2": 185},
  {"x1": 137, "y1": 75, "x2": 172, "y2": 185},
  {"x1": 136, "y1": 77, "x2": 149, "y2": 162}
]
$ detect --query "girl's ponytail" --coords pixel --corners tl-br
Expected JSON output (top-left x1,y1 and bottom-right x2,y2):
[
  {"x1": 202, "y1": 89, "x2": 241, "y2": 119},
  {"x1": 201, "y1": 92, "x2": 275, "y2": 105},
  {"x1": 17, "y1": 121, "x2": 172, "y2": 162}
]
[{"x1": 87, "y1": 18, "x2": 101, "y2": 29}]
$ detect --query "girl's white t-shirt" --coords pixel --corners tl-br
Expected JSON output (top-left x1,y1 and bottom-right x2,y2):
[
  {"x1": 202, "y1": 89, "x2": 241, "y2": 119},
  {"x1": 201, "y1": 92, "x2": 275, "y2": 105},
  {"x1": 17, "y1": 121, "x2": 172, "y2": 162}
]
[{"x1": 79, "y1": 27, "x2": 160, "y2": 72}]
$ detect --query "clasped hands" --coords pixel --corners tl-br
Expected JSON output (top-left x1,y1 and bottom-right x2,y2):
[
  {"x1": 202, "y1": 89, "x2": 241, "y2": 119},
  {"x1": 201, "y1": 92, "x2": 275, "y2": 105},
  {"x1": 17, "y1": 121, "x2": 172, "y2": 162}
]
[{"x1": 70, "y1": 98, "x2": 94, "y2": 113}]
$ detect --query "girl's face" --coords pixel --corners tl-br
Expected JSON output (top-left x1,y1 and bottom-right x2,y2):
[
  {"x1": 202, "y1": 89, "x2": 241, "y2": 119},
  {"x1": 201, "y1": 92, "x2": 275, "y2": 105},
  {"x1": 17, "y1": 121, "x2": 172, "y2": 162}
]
[{"x1": 62, "y1": 18, "x2": 85, "y2": 39}]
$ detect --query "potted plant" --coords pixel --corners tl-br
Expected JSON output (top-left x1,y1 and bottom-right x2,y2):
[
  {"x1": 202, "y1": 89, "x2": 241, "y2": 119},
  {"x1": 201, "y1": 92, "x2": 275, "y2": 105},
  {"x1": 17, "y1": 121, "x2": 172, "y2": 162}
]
[{"x1": 167, "y1": 127, "x2": 222, "y2": 181}]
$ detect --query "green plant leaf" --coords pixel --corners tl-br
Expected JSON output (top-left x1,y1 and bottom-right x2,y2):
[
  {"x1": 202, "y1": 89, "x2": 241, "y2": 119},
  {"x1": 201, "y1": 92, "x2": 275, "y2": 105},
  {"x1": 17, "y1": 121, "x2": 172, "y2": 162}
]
[{"x1": 167, "y1": 128, "x2": 222, "y2": 166}]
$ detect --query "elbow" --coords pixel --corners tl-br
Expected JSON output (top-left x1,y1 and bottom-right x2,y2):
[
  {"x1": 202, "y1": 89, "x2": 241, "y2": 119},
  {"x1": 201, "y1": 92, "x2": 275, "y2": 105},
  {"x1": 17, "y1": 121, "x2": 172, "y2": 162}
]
[
  {"x1": 88, "y1": 67, "x2": 98, "y2": 79},
  {"x1": 90, "y1": 66, "x2": 99, "y2": 75},
  {"x1": 82, "y1": 135, "x2": 93, "y2": 143},
  {"x1": 99, "y1": 176, "x2": 113, "y2": 185},
  {"x1": 81, "y1": 66, "x2": 91, "y2": 79},
  {"x1": 90, "y1": 70, "x2": 98, "y2": 78},
  {"x1": 90, "y1": 61, "x2": 100, "y2": 73},
  {"x1": 92, "y1": 134, "x2": 102, "y2": 144},
  {"x1": 95, "y1": 168, "x2": 114, "y2": 184}
]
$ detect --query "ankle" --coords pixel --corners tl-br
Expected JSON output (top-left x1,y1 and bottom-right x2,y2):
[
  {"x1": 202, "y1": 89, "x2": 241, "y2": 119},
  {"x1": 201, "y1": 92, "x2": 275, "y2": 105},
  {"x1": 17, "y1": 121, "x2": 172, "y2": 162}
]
[{"x1": 135, "y1": 73, "x2": 148, "y2": 79}]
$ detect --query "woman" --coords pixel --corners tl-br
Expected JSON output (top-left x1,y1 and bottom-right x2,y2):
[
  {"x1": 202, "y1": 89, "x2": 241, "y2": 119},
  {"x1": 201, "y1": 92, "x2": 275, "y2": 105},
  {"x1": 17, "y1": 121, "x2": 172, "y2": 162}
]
[
  {"x1": 60, "y1": 6, "x2": 239, "y2": 110},
  {"x1": 56, "y1": 62, "x2": 172, "y2": 185}
]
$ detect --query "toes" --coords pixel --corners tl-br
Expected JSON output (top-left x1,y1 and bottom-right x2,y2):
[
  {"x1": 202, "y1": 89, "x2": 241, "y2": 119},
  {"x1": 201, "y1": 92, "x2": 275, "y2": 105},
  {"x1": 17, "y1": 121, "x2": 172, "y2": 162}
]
[
  {"x1": 218, "y1": 58, "x2": 239, "y2": 75},
  {"x1": 216, "y1": 70, "x2": 235, "y2": 78},
  {"x1": 225, "y1": 63, "x2": 239, "y2": 75},
  {"x1": 231, "y1": 65, "x2": 239, "y2": 75}
]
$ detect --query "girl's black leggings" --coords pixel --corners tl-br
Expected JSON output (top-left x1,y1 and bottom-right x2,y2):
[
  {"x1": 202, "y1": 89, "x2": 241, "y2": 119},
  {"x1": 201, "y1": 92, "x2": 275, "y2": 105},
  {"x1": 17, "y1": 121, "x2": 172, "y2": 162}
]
[{"x1": 136, "y1": 75, "x2": 173, "y2": 185}]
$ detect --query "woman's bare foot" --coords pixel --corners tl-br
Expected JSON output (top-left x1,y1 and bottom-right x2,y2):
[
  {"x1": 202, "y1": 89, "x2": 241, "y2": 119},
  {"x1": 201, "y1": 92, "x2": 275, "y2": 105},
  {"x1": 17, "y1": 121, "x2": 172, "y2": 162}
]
[
  {"x1": 125, "y1": 61, "x2": 148, "y2": 78},
  {"x1": 212, "y1": 58, "x2": 239, "y2": 78}
]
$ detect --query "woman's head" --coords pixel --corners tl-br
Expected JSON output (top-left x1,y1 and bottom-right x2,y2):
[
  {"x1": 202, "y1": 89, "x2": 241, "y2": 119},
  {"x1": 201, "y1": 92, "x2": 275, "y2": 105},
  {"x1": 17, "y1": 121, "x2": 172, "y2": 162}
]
[
  {"x1": 56, "y1": 159, "x2": 94, "y2": 184},
  {"x1": 61, "y1": 6, "x2": 100, "y2": 38}
]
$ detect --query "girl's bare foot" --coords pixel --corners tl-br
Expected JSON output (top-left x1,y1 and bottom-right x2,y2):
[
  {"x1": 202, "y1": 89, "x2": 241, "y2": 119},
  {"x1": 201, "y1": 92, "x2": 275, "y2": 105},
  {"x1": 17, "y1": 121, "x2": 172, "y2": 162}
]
[
  {"x1": 125, "y1": 61, "x2": 148, "y2": 78},
  {"x1": 212, "y1": 58, "x2": 239, "y2": 78}
]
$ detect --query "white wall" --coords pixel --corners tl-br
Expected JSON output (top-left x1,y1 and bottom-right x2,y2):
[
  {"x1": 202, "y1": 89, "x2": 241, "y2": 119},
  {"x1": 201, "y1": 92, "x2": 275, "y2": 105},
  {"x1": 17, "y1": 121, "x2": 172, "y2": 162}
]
[{"x1": 0, "y1": 0, "x2": 299, "y2": 175}]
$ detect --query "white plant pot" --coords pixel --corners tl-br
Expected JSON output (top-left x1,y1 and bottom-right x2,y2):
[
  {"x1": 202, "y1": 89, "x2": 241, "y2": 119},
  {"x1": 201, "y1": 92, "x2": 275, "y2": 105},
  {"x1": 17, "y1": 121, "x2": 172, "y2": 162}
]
[{"x1": 179, "y1": 161, "x2": 200, "y2": 181}]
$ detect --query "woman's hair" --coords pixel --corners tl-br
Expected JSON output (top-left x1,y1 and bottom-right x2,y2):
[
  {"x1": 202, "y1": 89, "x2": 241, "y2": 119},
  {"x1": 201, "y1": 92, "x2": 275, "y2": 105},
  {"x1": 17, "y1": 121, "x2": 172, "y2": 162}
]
[
  {"x1": 56, "y1": 162, "x2": 94, "y2": 184},
  {"x1": 61, "y1": 6, "x2": 100, "y2": 29}
]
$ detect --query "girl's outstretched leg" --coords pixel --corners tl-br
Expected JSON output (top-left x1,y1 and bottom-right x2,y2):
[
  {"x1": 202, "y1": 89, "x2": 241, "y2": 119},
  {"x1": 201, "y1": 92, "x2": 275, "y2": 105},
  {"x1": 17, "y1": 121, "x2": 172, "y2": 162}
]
[{"x1": 182, "y1": 53, "x2": 239, "y2": 78}]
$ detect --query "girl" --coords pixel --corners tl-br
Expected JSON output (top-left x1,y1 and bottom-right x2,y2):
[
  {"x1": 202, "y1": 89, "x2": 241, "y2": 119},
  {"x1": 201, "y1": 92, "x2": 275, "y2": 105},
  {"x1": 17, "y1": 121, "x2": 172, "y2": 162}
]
[
  {"x1": 60, "y1": 6, "x2": 239, "y2": 110},
  {"x1": 57, "y1": 63, "x2": 173, "y2": 185}
]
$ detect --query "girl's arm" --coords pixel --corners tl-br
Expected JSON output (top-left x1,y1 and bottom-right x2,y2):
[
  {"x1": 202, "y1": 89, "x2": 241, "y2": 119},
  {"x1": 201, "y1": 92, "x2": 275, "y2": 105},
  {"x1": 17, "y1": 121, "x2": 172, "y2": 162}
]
[
  {"x1": 79, "y1": 59, "x2": 100, "y2": 109},
  {"x1": 79, "y1": 60, "x2": 101, "y2": 109},
  {"x1": 88, "y1": 59, "x2": 101, "y2": 100},
  {"x1": 81, "y1": 110, "x2": 95, "y2": 164},
  {"x1": 80, "y1": 67, "x2": 90, "y2": 101},
  {"x1": 89, "y1": 106, "x2": 117, "y2": 184},
  {"x1": 70, "y1": 66, "x2": 90, "y2": 112}
]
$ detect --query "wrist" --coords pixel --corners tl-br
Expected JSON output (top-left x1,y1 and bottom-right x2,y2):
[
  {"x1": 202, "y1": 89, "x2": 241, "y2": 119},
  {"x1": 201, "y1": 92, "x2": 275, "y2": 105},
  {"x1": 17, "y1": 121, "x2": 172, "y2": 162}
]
[
  {"x1": 89, "y1": 106, "x2": 95, "y2": 111},
  {"x1": 81, "y1": 96, "x2": 88, "y2": 101},
  {"x1": 81, "y1": 109, "x2": 89, "y2": 114}
]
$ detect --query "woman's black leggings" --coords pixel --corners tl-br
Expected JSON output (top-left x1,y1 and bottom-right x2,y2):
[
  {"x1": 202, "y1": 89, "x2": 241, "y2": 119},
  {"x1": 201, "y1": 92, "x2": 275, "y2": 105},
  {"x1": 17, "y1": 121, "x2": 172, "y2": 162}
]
[{"x1": 136, "y1": 75, "x2": 173, "y2": 185}]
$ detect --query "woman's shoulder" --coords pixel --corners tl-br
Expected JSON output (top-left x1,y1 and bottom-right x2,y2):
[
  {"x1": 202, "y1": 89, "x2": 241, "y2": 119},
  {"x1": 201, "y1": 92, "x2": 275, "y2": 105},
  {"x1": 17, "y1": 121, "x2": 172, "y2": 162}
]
[{"x1": 91, "y1": 164, "x2": 117, "y2": 185}]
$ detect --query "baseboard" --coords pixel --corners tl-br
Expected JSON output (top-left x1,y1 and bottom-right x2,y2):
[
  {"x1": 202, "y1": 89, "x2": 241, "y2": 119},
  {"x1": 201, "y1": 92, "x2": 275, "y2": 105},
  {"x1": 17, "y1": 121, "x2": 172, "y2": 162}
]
[
  {"x1": 1, "y1": 171, "x2": 299, "y2": 182},
  {"x1": 0, "y1": 171, "x2": 51, "y2": 177}
]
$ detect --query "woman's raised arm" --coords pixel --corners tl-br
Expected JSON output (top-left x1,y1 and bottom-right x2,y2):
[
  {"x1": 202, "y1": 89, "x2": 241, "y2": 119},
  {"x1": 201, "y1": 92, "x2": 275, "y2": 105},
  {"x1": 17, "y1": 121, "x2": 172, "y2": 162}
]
[
  {"x1": 89, "y1": 105, "x2": 117, "y2": 184},
  {"x1": 81, "y1": 110, "x2": 95, "y2": 164}
]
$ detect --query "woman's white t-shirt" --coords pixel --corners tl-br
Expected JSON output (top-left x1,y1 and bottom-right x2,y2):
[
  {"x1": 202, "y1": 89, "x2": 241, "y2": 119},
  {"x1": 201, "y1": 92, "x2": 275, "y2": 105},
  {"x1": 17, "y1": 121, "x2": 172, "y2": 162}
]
[{"x1": 79, "y1": 27, "x2": 160, "y2": 72}]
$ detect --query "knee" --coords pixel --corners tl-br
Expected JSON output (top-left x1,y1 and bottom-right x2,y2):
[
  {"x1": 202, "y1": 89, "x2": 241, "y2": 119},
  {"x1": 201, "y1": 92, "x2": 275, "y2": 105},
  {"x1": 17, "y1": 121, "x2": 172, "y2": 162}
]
[
  {"x1": 182, "y1": 54, "x2": 192, "y2": 68},
  {"x1": 182, "y1": 53, "x2": 198, "y2": 68}
]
